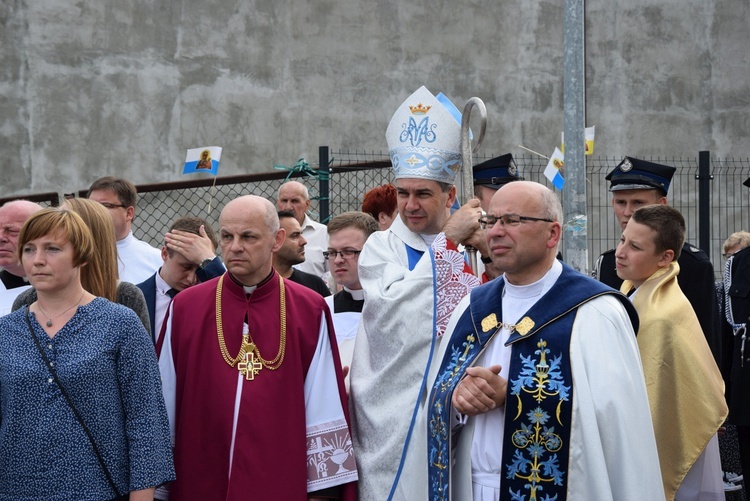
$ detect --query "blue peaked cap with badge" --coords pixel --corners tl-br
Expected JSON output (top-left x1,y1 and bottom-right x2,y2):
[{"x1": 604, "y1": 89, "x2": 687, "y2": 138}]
[
  {"x1": 473, "y1": 153, "x2": 524, "y2": 189},
  {"x1": 606, "y1": 156, "x2": 676, "y2": 195}
]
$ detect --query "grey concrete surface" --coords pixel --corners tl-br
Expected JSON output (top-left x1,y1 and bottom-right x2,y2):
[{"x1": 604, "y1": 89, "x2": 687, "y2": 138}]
[{"x1": 1, "y1": 0, "x2": 748, "y2": 197}]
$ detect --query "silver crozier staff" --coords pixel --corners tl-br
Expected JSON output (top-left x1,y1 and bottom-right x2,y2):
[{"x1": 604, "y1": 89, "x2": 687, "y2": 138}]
[{"x1": 460, "y1": 96, "x2": 487, "y2": 277}]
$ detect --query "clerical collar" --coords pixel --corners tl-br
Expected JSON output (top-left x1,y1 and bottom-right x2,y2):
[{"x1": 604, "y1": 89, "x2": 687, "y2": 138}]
[
  {"x1": 116, "y1": 231, "x2": 135, "y2": 247},
  {"x1": 343, "y1": 286, "x2": 364, "y2": 301},
  {"x1": 420, "y1": 233, "x2": 439, "y2": 246},
  {"x1": 228, "y1": 269, "x2": 275, "y2": 296},
  {"x1": 0, "y1": 270, "x2": 29, "y2": 289},
  {"x1": 503, "y1": 259, "x2": 562, "y2": 300}
]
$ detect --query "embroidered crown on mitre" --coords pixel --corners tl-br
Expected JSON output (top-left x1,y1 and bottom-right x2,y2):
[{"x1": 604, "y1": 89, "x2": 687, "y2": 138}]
[{"x1": 386, "y1": 86, "x2": 462, "y2": 184}]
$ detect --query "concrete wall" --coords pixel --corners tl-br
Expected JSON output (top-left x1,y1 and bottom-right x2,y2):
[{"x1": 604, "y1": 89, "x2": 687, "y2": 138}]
[{"x1": 1, "y1": 0, "x2": 748, "y2": 197}]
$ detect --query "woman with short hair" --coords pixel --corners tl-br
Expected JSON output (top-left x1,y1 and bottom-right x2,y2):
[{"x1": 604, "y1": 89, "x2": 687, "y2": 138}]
[
  {"x1": 12, "y1": 198, "x2": 151, "y2": 334},
  {"x1": 0, "y1": 208, "x2": 174, "y2": 500}
]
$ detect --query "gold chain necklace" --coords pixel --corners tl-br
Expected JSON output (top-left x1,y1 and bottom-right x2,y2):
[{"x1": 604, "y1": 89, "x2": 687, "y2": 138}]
[
  {"x1": 215, "y1": 274, "x2": 287, "y2": 380},
  {"x1": 36, "y1": 292, "x2": 85, "y2": 328}
]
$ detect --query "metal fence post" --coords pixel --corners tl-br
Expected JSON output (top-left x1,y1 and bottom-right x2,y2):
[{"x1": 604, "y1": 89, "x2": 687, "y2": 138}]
[
  {"x1": 698, "y1": 150, "x2": 711, "y2": 253},
  {"x1": 562, "y1": 0, "x2": 587, "y2": 273},
  {"x1": 319, "y1": 146, "x2": 330, "y2": 224}
]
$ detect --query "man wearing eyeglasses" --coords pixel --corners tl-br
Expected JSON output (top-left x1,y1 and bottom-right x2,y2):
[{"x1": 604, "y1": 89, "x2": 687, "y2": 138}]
[
  {"x1": 323, "y1": 211, "x2": 378, "y2": 384},
  {"x1": 273, "y1": 210, "x2": 331, "y2": 297},
  {"x1": 396, "y1": 180, "x2": 663, "y2": 500},
  {"x1": 88, "y1": 176, "x2": 162, "y2": 284},
  {"x1": 349, "y1": 86, "x2": 485, "y2": 499},
  {"x1": 0, "y1": 200, "x2": 42, "y2": 315},
  {"x1": 0, "y1": 200, "x2": 42, "y2": 291}
]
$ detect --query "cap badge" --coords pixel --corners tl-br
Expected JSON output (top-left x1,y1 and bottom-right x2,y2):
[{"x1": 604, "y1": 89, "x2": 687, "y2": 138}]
[
  {"x1": 508, "y1": 164, "x2": 517, "y2": 176},
  {"x1": 620, "y1": 158, "x2": 633, "y2": 172}
]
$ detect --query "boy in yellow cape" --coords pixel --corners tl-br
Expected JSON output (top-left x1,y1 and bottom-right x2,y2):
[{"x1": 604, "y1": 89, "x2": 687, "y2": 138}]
[{"x1": 616, "y1": 204, "x2": 727, "y2": 500}]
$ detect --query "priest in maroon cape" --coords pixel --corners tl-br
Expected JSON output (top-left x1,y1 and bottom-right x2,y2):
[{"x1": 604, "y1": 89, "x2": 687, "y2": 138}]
[{"x1": 158, "y1": 195, "x2": 357, "y2": 500}]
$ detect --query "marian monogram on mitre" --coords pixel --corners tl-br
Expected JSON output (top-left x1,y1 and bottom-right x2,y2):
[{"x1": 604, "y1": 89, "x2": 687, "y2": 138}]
[{"x1": 386, "y1": 86, "x2": 462, "y2": 184}]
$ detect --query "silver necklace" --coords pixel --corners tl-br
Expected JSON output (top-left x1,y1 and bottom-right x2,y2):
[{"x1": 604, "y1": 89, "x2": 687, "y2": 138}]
[{"x1": 36, "y1": 292, "x2": 85, "y2": 327}]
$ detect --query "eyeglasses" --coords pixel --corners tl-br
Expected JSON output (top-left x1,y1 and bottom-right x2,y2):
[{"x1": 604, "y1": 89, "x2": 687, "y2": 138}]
[
  {"x1": 98, "y1": 202, "x2": 128, "y2": 210},
  {"x1": 323, "y1": 249, "x2": 362, "y2": 260},
  {"x1": 478, "y1": 214, "x2": 554, "y2": 229}
]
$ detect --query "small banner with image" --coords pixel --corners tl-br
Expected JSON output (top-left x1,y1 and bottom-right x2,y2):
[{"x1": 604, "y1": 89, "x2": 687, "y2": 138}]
[{"x1": 183, "y1": 146, "x2": 222, "y2": 176}]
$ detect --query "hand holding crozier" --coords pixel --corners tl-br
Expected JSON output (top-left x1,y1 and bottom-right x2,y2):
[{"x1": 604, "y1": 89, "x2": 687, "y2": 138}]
[{"x1": 442, "y1": 198, "x2": 483, "y2": 247}]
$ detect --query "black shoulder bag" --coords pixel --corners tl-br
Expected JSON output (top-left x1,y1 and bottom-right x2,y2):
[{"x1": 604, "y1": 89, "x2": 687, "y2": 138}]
[{"x1": 25, "y1": 307, "x2": 128, "y2": 500}]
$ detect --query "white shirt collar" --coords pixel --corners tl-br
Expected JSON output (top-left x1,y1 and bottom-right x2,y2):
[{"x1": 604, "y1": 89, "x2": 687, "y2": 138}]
[
  {"x1": 503, "y1": 259, "x2": 563, "y2": 299},
  {"x1": 117, "y1": 231, "x2": 135, "y2": 248},
  {"x1": 343, "y1": 286, "x2": 365, "y2": 301},
  {"x1": 155, "y1": 268, "x2": 173, "y2": 296}
]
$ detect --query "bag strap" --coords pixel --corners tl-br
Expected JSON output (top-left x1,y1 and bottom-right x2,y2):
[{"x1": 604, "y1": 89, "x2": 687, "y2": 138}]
[{"x1": 24, "y1": 307, "x2": 124, "y2": 499}]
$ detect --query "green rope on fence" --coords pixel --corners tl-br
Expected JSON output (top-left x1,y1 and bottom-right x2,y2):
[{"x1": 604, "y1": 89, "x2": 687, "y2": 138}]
[{"x1": 273, "y1": 157, "x2": 331, "y2": 203}]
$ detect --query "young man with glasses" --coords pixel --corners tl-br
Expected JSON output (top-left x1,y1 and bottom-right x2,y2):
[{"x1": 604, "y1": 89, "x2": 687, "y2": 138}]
[
  {"x1": 398, "y1": 180, "x2": 663, "y2": 500},
  {"x1": 323, "y1": 211, "x2": 378, "y2": 382},
  {"x1": 88, "y1": 176, "x2": 162, "y2": 284}
]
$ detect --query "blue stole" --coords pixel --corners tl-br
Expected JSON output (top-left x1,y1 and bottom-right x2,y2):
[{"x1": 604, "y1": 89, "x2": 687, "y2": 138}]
[
  {"x1": 406, "y1": 244, "x2": 424, "y2": 271},
  {"x1": 427, "y1": 263, "x2": 637, "y2": 501}
]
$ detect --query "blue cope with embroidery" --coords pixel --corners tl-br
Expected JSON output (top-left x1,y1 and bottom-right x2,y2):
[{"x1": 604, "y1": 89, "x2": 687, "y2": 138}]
[{"x1": 426, "y1": 263, "x2": 638, "y2": 501}]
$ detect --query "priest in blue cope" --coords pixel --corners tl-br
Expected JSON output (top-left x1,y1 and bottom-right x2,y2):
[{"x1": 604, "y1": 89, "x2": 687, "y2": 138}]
[{"x1": 395, "y1": 181, "x2": 664, "y2": 500}]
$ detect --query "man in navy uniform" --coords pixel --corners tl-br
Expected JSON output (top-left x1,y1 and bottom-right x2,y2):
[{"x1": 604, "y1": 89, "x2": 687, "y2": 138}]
[
  {"x1": 721, "y1": 175, "x2": 750, "y2": 495},
  {"x1": 594, "y1": 156, "x2": 721, "y2": 361},
  {"x1": 472, "y1": 153, "x2": 524, "y2": 212}
]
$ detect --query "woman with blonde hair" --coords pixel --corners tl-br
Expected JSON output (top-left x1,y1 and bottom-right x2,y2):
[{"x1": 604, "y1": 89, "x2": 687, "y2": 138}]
[
  {"x1": 13, "y1": 198, "x2": 150, "y2": 333},
  {"x1": 0, "y1": 208, "x2": 173, "y2": 499}
]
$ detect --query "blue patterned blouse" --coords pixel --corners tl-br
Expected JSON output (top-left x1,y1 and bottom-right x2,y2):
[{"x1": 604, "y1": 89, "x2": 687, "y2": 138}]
[{"x1": 0, "y1": 298, "x2": 175, "y2": 500}]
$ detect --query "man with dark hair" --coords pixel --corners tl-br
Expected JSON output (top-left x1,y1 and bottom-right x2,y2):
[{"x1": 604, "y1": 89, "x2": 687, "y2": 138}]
[
  {"x1": 618, "y1": 204, "x2": 726, "y2": 499},
  {"x1": 472, "y1": 153, "x2": 523, "y2": 212},
  {"x1": 137, "y1": 216, "x2": 224, "y2": 344},
  {"x1": 324, "y1": 211, "x2": 378, "y2": 377},
  {"x1": 350, "y1": 86, "x2": 484, "y2": 497},
  {"x1": 273, "y1": 210, "x2": 330, "y2": 297},
  {"x1": 276, "y1": 180, "x2": 328, "y2": 279},
  {"x1": 88, "y1": 176, "x2": 162, "y2": 283},
  {"x1": 594, "y1": 157, "x2": 721, "y2": 363}
]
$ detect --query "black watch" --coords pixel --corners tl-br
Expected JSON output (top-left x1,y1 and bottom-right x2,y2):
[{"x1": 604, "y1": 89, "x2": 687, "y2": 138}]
[{"x1": 199, "y1": 257, "x2": 214, "y2": 269}]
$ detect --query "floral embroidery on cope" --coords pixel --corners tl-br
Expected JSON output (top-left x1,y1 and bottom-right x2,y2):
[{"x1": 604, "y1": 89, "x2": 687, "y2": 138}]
[
  {"x1": 432, "y1": 234, "x2": 480, "y2": 337},
  {"x1": 306, "y1": 419, "x2": 358, "y2": 491},
  {"x1": 505, "y1": 339, "x2": 570, "y2": 501},
  {"x1": 428, "y1": 330, "x2": 478, "y2": 500}
]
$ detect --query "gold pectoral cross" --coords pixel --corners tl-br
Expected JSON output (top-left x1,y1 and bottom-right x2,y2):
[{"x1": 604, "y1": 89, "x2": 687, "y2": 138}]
[{"x1": 238, "y1": 351, "x2": 263, "y2": 380}]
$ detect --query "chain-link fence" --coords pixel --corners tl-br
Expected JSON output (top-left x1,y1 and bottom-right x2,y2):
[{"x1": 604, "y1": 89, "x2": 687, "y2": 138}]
[{"x1": 5, "y1": 149, "x2": 749, "y2": 279}]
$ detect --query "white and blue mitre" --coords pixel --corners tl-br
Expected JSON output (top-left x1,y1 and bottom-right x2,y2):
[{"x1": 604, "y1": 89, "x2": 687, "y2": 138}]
[{"x1": 386, "y1": 86, "x2": 462, "y2": 184}]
